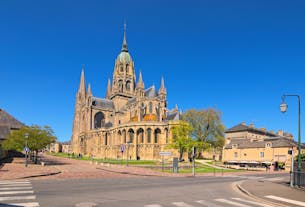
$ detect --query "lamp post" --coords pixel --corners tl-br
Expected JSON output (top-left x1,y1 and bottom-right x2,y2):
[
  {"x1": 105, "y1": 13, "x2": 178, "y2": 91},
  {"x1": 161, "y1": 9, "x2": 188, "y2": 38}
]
[
  {"x1": 280, "y1": 94, "x2": 301, "y2": 185},
  {"x1": 25, "y1": 132, "x2": 29, "y2": 167}
]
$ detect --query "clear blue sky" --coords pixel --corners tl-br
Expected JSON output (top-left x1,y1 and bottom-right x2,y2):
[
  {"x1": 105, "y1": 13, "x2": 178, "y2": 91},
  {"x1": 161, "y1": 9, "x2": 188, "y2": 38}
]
[{"x1": 1, "y1": 0, "x2": 304, "y2": 142}]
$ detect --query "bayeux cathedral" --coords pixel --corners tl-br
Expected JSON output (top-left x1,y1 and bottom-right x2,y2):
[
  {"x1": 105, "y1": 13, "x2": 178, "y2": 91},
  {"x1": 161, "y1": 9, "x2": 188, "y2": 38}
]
[{"x1": 71, "y1": 27, "x2": 181, "y2": 160}]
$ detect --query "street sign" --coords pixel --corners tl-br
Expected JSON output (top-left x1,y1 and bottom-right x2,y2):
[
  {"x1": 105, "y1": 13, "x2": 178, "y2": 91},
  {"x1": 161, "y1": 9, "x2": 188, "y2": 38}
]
[
  {"x1": 159, "y1": 151, "x2": 171, "y2": 156},
  {"x1": 24, "y1": 147, "x2": 29, "y2": 152},
  {"x1": 120, "y1": 144, "x2": 125, "y2": 153}
]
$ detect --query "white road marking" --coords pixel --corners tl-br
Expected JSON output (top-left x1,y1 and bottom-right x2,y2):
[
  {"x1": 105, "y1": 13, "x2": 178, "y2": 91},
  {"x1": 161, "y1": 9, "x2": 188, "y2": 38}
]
[
  {"x1": 172, "y1": 202, "x2": 194, "y2": 207},
  {"x1": 0, "y1": 186, "x2": 33, "y2": 190},
  {"x1": 232, "y1": 197, "x2": 274, "y2": 207},
  {"x1": 0, "y1": 183, "x2": 32, "y2": 187},
  {"x1": 264, "y1": 177, "x2": 284, "y2": 181},
  {"x1": 265, "y1": 195, "x2": 305, "y2": 207},
  {"x1": 4, "y1": 202, "x2": 40, "y2": 207},
  {"x1": 196, "y1": 200, "x2": 223, "y2": 207},
  {"x1": 0, "y1": 181, "x2": 30, "y2": 185},
  {"x1": 144, "y1": 205, "x2": 162, "y2": 207},
  {"x1": 215, "y1": 198, "x2": 251, "y2": 207},
  {"x1": 0, "y1": 190, "x2": 34, "y2": 195},
  {"x1": 0, "y1": 195, "x2": 36, "y2": 201}
]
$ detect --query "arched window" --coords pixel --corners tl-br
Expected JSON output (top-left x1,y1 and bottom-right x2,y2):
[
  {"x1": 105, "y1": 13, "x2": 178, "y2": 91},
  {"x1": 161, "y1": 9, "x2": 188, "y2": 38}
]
[
  {"x1": 165, "y1": 128, "x2": 169, "y2": 144},
  {"x1": 147, "y1": 128, "x2": 151, "y2": 143},
  {"x1": 126, "y1": 64, "x2": 129, "y2": 73},
  {"x1": 118, "y1": 80, "x2": 123, "y2": 92},
  {"x1": 154, "y1": 128, "x2": 161, "y2": 144},
  {"x1": 137, "y1": 128, "x2": 144, "y2": 143},
  {"x1": 128, "y1": 129, "x2": 134, "y2": 143},
  {"x1": 118, "y1": 131, "x2": 122, "y2": 143},
  {"x1": 126, "y1": 81, "x2": 131, "y2": 91},
  {"x1": 149, "y1": 102, "x2": 153, "y2": 113},
  {"x1": 94, "y1": 112, "x2": 105, "y2": 129}
]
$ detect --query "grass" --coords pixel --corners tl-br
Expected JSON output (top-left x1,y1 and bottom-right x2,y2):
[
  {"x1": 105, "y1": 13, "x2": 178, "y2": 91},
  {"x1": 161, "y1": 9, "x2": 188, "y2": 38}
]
[
  {"x1": 49, "y1": 152, "x2": 242, "y2": 173},
  {"x1": 48, "y1": 152, "x2": 157, "y2": 166}
]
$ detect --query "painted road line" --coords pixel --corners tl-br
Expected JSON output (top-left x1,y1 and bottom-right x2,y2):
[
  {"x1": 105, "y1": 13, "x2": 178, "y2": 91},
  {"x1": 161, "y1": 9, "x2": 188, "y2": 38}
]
[
  {"x1": 196, "y1": 200, "x2": 223, "y2": 207},
  {"x1": 265, "y1": 195, "x2": 305, "y2": 207},
  {"x1": 0, "y1": 183, "x2": 32, "y2": 187},
  {"x1": 0, "y1": 181, "x2": 30, "y2": 185},
  {"x1": 144, "y1": 205, "x2": 162, "y2": 207},
  {"x1": 0, "y1": 190, "x2": 34, "y2": 195},
  {"x1": 0, "y1": 195, "x2": 36, "y2": 202},
  {"x1": 0, "y1": 187, "x2": 33, "y2": 190},
  {"x1": 215, "y1": 198, "x2": 251, "y2": 207},
  {"x1": 172, "y1": 202, "x2": 194, "y2": 207},
  {"x1": 5, "y1": 202, "x2": 40, "y2": 207},
  {"x1": 232, "y1": 198, "x2": 274, "y2": 207}
]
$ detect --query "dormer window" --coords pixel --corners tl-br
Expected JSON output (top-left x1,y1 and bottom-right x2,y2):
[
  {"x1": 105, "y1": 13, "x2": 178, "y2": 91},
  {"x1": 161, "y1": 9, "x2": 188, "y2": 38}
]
[
  {"x1": 232, "y1": 144, "x2": 238, "y2": 149},
  {"x1": 266, "y1": 142, "x2": 272, "y2": 148}
]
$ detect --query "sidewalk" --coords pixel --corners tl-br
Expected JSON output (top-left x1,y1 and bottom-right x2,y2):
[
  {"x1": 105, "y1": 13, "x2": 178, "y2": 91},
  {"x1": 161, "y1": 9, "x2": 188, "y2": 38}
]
[{"x1": 238, "y1": 177, "x2": 305, "y2": 207}]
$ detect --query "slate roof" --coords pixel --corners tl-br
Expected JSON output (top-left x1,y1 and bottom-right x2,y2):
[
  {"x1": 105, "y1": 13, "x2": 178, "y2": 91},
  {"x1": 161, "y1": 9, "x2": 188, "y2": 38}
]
[
  {"x1": 225, "y1": 123, "x2": 277, "y2": 137},
  {"x1": 92, "y1": 97, "x2": 114, "y2": 110},
  {"x1": 224, "y1": 137, "x2": 304, "y2": 149},
  {"x1": 144, "y1": 86, "x2": 158, "y2": 98},
  {"x1": 0, "y1": 109, "x2": 24, "y2": 139},
  {"x1": 166, "y1": 111, "x2": 180, "y2": 121}
]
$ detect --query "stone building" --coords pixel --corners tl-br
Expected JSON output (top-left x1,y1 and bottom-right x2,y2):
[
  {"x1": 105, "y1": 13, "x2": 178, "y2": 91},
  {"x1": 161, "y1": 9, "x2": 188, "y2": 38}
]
[
  {"x1": 222, "y1": 122, "x2": 305, "y2": 171},
  {"x1": 0, "y1": 109, "x2": 24, "y2": 159},
  {"x1": 71, "y1": 28, "x2": 181, "y2": 160}
]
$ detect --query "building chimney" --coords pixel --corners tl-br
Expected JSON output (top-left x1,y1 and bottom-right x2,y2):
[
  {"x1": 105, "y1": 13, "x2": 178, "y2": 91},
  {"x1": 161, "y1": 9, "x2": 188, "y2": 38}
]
[
  {"x1": 241, "y1": 122, "x2": 246, "y2": 126},
  {"x1": 277, "y1": 130, "x2": 283, "y2": 136},
  {"x1": 249, "y1": 123, "x2": 254, "y2": 128},
  {"x1": 260, "y1": 128, "x2": 266, "y2": 132}
]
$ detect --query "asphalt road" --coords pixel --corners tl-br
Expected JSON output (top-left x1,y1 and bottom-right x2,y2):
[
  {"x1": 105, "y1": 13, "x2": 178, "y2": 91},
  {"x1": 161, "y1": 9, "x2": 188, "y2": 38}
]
[{"x1": 30, "y1": 174, "x2": 284, "y2": 207}]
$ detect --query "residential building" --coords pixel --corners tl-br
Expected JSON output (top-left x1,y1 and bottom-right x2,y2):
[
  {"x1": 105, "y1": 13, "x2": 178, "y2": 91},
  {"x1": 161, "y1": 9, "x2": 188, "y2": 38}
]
[
  {"x1": 222, "y1": 122, "x2": 304, "y2": 171},
  {"x1": 0, "y1": 109, "x2": 24, "y2": 159}
]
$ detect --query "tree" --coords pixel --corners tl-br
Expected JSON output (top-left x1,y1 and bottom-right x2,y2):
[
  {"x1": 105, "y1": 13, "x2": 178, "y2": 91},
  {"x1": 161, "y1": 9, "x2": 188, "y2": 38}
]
[
  {"x1": 182, "y1": 108, "x2": 225, "y2": 148},
  {"x1": 168, "y1": 121, "x2": 193, "y2": 161},
  {"x1": 2, "y1": 125, "x2": 56, "y2": 163}
]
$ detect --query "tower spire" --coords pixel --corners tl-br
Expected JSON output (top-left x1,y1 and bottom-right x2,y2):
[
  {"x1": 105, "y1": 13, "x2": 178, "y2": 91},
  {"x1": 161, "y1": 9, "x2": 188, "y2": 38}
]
[
  {"x1": 159, "y1": 76, "x2": 166, "y2": 96},
  {"x1": 106, "y1": 78, "x2": 112, "y2": 98},
  {"x1": 78, "y1": 65, "x2": 86, "y2": 96},
  {"x1": 121, "y1": 21, "x2": 128, "y2": 52},
  {"x1": 136, "y1": 71, "x2": 144, "y2": 89},
  {"x1": 87, "y1": 83, "x2": 92, "y2": 96}
]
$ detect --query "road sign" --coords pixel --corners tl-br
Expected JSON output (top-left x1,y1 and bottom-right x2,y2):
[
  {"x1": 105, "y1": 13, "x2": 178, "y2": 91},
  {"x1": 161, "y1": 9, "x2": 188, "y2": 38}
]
[
  {"x1": 159, "y1": 151, "x2": 171, "y2": 156},
  {"x1": 24, "y1": 147, "x2": 29, "y2": 152},
  {"x1": 120, "y1": 144, "x2": 125, "y2": 153}
]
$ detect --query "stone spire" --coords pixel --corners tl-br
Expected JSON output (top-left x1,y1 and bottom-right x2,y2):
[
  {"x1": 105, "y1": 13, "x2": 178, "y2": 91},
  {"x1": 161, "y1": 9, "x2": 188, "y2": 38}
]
[
  {"x1": 136, "y1": 71, "x2": 144, "y2": 89},
  {"x1": 159, "y1": 76, "x2": 166, "y2": 94},
  {"x1": 87, "y1": 83, "x2": 92, "y2": 96},
  {"x1": 121, "y1": 22, "x2": 128, "y2": 52},
  {"x1": 106, "y1": 78, "x2": 112, "y2": 98},
  {"x1": 78, "y1": 66, "x2": 86, "y2": 96}
]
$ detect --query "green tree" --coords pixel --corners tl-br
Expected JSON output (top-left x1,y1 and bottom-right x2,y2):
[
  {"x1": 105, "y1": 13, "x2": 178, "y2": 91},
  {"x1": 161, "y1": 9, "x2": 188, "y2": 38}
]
[
  {"x1": 2, "y1": 125, "x2": 56, "y2": 163},
  {"x1": 182, "y1": 108, "x2": 225, "y2": 148},
  {"x1": 168, "y1": 121, "x2": 193, "y2": 161}
]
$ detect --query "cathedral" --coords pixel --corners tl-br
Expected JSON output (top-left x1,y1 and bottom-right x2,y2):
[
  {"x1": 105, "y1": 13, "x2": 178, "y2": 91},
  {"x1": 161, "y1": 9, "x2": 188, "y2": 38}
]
[{"x1": 71, "y1": 27, "x2": 181, "y2": 160}]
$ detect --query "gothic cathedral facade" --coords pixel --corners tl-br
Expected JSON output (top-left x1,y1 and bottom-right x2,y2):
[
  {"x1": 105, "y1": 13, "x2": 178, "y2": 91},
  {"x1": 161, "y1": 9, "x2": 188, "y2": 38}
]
[{"x1": 71, "y1": 28, "x2": 181, "y2": 160}]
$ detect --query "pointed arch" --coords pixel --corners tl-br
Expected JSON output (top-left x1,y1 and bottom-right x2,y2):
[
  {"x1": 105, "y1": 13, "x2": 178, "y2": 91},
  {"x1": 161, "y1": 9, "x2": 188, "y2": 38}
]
[
  {"x1": 128, "y1": 128, "x2": 134, "y2": 143},
  {"x1": 147, "y1": 128, "x2": 152, "y2": 143},
  {"x1": 137, "y1": 128, "x2": 144, "y2": 143},
  {"x1": 94, "y1": 112, "x2": 105, "y2": 129},
  {"x1": 154, "y1": 128, "x2": 161, "y2": 144}
]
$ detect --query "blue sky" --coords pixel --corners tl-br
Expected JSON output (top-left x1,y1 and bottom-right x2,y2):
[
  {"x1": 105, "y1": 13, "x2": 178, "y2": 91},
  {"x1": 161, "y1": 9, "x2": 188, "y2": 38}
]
[{"x1": 1, "y1": 0, "x2": 304, "y2": 142}]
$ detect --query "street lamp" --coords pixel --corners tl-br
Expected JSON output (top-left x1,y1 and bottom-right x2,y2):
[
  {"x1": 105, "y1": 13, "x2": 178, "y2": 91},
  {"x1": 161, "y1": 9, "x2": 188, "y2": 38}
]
[
  {"x1": 280, "y1": 94, "x2": 301, "y2": 185},
  {"x1": 25, "y1": 132, "x2": 29, "y2": 167}
]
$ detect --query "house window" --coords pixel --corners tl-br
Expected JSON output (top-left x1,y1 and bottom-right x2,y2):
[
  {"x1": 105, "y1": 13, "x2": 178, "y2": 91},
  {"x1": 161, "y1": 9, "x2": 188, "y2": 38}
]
[
  {"x1": 234, "y1": 152, "x2": 238, "y2": 158},
  {"x1": 260, "y1": 152, "x2": 264, "y2": 158},
  {"x1": 232, "y1": 144, "x2": 238, "y2": 149}
]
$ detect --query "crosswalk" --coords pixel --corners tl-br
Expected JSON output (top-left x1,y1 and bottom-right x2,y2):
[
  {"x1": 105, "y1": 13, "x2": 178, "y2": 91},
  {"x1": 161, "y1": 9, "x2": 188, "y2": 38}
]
[
  {"x1": 0, "y1": 180, "x2": 39, "y2": 207},
  {"x1": 144, "y1": 195, "x2": 305, "y2": 207},
  {"x1": 144, "y1": 197, "x2": 274, "y2": 207}
]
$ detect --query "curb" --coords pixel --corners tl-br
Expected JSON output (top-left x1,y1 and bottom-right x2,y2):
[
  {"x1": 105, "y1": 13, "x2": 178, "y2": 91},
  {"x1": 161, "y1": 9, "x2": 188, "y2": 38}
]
[
  {"x1": 20, "y1": 171, "x2": 62, "y2": 179},
  {"x1": 234, "y1": 181, "x2": 290, "y2": 207}
]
